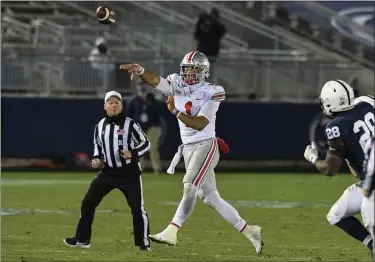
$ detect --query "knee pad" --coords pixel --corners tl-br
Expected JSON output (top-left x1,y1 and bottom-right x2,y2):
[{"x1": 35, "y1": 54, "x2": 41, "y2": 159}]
[
  {"x1": 202, "y1": 190, "x2": 221, "y2": 208},
  {"x1": 183, "y1": 183, "x2": 198, "y2": 197}
]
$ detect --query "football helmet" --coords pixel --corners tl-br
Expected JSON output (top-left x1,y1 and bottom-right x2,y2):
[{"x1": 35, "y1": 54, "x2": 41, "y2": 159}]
[
  {"x1": 320, "y1": 80, "x2": 355, "y2": 116},
  {"x1": 180, "y1": 51, "x2": 210, "y2": 84}
]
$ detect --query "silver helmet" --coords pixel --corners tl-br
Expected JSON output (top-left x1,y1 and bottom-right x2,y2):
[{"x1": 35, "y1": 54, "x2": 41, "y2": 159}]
[{"x1": 180, "y1": 51, "x2": 210, "y2": 85}]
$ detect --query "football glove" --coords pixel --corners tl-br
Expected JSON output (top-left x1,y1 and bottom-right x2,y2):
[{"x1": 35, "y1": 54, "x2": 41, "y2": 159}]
[{"x1": 304, "y1": 142, "x2": 318, "y2": 164}]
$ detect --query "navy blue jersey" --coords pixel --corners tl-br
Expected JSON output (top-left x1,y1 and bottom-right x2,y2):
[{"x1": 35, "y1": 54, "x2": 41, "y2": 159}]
[{"x1": 325, "y1": 102, "x2": 375, "y2": 180}]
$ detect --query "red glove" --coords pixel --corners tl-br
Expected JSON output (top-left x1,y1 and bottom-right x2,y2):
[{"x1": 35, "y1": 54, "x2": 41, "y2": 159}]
[{"x1": 216, "y1": 137, "x2": 229, "y2": 154}]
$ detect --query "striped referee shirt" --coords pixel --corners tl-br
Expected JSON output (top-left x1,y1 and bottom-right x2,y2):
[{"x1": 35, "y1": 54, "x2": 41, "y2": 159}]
[{"x1": 93, "y1": 116, "x2": 150, "y2": 168}]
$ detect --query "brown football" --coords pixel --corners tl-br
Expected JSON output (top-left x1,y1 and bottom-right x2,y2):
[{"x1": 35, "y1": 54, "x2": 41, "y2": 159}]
[{"x1": 96, "y1": 6, "x2": 115, "y2": 24}]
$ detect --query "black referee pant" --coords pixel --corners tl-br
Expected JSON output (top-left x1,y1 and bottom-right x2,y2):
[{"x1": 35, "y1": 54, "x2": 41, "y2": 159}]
[{"x1": 74, "y1": 165, "x2": 150, "y2": 247}]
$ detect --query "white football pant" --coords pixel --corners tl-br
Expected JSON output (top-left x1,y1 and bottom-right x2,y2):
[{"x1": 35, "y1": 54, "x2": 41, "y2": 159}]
[{"x1": 361, "y1": 191, "x2": 374, "y2": 242}]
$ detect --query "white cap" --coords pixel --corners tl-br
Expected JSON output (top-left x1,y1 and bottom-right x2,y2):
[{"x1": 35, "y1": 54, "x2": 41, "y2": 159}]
[{"x1": 104, "y1": 91, "x2": 122, "y2": 102}]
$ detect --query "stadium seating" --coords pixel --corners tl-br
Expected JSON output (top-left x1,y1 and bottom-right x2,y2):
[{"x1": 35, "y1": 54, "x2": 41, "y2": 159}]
[{"x1": 0, "y1": 1, "x2": 369, "y2": 101}]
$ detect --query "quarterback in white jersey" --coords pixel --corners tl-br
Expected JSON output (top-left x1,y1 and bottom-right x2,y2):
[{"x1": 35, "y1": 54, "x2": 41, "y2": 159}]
[{"x1": 120, "y1": 51, "x2": 263, "y2": 255}]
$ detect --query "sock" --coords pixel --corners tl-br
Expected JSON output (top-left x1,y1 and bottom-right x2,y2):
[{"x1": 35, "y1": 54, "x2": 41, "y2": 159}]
[
  {"x1": 169, "y1": 183, "x2": 198, "y2": 228},
  {"x1": 364, "y1": 235, "x2": 373, "y2": 250},
  {"x1": 335, "y1": 216, "x2": 373, "y2": 249},
  {"x1": 203, "y1": 191, "x2": 247, "y2": 231}
]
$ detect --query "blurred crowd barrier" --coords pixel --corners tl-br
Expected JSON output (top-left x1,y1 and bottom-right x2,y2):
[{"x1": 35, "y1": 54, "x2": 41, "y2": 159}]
[
  {"x1": 1, "y1": 55, "x2": 364, "y2": 102},
  {"x1": 2, "y1": 97, "x2": 328, "y2": 172}
]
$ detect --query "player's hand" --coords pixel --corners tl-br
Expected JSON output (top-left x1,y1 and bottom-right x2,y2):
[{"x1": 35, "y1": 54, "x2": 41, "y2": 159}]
[
  {"x1": 166, "y1": 96, "x2": 176, "y2": 113},
  {"x1": 91, "y1": 158, "x2": 101, "y2": 169},
  {"x1": 119, "y1": 64, "x2": 144, "y2": 80},
  {"x1": 304, "y1": 142, "x2": 318, "y2": 164},
  {"x1": 119, "y1": 150, "x2": 132, "y2": 159}
]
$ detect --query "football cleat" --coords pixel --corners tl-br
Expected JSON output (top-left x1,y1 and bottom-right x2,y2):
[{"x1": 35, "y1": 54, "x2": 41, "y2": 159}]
[
  {"x1": 242, "y1": 225, "x2": 263, "y2": 255},
  {"x1": 149, "y1": 232, "x2": 177, "y2": 246}
]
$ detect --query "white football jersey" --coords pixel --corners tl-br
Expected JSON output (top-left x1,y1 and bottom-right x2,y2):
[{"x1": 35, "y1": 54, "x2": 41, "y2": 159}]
[{"x1": 156, "y1": 73, "x2": 225, "y2": 144}]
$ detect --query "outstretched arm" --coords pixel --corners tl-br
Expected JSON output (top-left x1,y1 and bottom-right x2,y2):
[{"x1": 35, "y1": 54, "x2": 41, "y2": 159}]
[
  {"x1": 119, "y1": 63, "x2": 171, "y2": 95},
  {"x1": 119, "y1": 64, "x2": 159, "y2": 87}
]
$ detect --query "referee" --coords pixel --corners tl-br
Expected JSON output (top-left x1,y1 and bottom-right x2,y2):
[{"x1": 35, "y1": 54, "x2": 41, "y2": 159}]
[{"x1": 63, "y1": 91, "x2": 152, "y2": 251}]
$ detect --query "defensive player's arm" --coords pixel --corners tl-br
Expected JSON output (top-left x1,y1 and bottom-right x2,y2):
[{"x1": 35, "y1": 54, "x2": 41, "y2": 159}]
[
  {"x1": 119, "y1": 63, "x2": 172, "y2": 95},
  {"x1": 314, "y1": 140, "x2": 344, "y2": 176}
]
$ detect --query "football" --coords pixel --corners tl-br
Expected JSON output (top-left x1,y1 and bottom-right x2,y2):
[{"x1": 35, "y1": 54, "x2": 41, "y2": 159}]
[{"x1": 96, "y1": 6, "x2": 115, "y2": 24}]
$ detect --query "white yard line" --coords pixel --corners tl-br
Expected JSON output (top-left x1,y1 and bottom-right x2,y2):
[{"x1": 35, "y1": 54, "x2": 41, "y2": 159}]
[{"x1": 1, "y1": 198, "x2": 332, "y2": 217}]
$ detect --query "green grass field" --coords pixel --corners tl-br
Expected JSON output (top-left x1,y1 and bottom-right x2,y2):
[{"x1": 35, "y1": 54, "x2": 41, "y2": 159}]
[{"x1": 1, "y1": 172, "x2": 372, "y2": 261}]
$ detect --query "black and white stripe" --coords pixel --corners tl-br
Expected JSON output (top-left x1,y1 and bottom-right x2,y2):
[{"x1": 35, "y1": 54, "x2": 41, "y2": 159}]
[
  {"x1": 335, "y1": 80, "x2": 351, "y2": 105},
  {"x1": 93, "y1": 117, "x2": 150, "y2": 168}
]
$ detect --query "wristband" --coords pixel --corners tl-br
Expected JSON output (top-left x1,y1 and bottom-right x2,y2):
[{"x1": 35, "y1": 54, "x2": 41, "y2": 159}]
[
  {"x1": 135, "y1": 65, "x2": 145, "y2": 75},
  {"x1": 172, "y1": 108, "x2": 180, "y2": 116}
]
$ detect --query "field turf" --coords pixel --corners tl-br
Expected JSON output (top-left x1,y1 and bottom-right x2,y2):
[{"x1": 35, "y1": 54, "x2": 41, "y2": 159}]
[{"x1": 1, "y1": 172, "x2": 372, "y2": 261}]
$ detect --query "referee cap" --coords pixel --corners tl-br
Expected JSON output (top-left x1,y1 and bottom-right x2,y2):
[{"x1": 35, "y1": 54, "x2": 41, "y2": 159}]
[{"x1": 104, "y1": 91, "x2": 122, "y2": 102}]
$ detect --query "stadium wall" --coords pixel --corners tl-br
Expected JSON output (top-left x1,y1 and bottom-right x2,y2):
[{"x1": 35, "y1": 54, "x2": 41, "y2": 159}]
[{"x1": 2, "y1": 97, "x2": 332, "y2": 172}]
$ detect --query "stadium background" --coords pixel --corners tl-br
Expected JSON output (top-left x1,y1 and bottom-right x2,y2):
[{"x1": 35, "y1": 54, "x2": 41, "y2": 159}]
[
  {"x1": 1, "y1": 2, "x2": 374, "y2": 261},
  {"x1": 2, "y1": 1, "x2": 373, "y2": 172},
  {"x1": 1, "y1": 2, "x2": 374, "y2": 170}
]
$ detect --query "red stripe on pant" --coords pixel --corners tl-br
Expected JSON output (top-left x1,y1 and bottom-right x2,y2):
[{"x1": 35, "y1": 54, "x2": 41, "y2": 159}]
[{"x1": 193, "y1": 140, "x2": 217, "y2": 187}]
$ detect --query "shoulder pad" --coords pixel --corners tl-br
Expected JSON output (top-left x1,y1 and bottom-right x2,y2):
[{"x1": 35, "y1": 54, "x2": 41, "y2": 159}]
[
  {"x1": 325, "y1": 117, "x2": 347, "y2": 141},
  {"x1": 326, "y1": 117, "x2": 346, "y2": 129},
  {"x1": 354, "y1": 95, "x2": 375, "y2": 107}
]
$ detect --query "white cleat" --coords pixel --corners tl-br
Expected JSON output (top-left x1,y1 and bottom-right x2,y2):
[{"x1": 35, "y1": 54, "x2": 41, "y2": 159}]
[
  {"x1": 149, "y1": 232, "x2": 177, "y2": 246},
  {"x1": 242, "y1": 225, "x2": 263, "y2": 255}
]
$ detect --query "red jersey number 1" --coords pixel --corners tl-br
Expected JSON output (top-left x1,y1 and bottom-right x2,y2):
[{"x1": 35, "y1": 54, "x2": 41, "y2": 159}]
[{"x1": 185, "y1": 101, "x2": 192, "y2": 116}]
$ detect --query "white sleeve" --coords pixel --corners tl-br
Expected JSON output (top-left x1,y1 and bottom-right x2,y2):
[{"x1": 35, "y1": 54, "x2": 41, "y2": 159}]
[
  {"x1": 198, "y1": 100, "x2": 220, "y2": 120},
  {"x1": 210, "y1": 85, "x2": 226, "y2": 102},
  {"x1": 155, "y1": 77, "x2": 172, "y2": 96},
  {"x1": 155, "y1": 74, "x2": 177, "y2": 96}
]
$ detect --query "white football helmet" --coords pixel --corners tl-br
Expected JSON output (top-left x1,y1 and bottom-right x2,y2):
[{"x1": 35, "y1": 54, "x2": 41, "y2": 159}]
[
  {"x1": 320, "y1": 80, "x2": 355, "y2": 116},
  {"x1": 180, "y1": 51, "x2": 210, "y2": 85},
  {"x1": 353, "y1": 95, "x2": 375, "y2": 107}
]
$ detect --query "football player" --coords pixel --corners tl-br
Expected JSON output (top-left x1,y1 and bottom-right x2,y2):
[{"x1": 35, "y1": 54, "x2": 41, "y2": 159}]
[
  {"x1": 362, "y1": 137, "x2": 374, "y2": 256},
  {"x1": 120, "y1": 51, "x2": 263, "y2": 255},
  {"x1": 304, "y1": 80, "x2": 374, "y2": 256}
]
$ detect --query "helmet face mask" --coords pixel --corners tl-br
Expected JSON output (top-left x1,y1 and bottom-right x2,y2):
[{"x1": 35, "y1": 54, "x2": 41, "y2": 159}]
[
  {"x1": 180, "y1": 51, "x2": 210, "y2": 85},
  {"x1": 320, "y1": 97, "x2": 334, "y2": 117}
]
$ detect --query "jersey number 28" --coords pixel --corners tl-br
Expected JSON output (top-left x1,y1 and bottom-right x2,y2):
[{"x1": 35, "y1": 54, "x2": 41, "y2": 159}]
[{"x1": 354, "y1": 112, "x2": 375, "y2": 153}]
